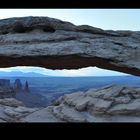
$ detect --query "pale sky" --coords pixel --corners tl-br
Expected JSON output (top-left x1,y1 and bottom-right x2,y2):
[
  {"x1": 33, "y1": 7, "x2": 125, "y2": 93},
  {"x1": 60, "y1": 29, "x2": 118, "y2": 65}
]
[
  {"x1": 0, "y1": 66, "x2": 128, "y2": 77},
  {"x1": 0, "y1": 9, "x2": 138, "y2": 76}
]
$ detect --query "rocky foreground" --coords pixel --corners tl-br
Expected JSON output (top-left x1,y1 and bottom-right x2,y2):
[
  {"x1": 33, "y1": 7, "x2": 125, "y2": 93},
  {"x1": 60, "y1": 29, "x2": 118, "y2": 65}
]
[
  {"x1": 2, "y1": 85, "x2": 140, "y2": 122},
  {"x1": 0, "y1": 98, "x2": 39, "y2": 122}
]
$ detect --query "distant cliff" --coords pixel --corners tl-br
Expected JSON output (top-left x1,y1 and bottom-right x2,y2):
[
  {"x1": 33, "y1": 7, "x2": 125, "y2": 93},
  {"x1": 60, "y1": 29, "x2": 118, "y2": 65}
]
[
  {"x1": 0, "y1": 79, "x2": 10, "y2": 88},
  {"x1": 0, "y1": 79, "x2": 15, "y2": 98},
  {"x1": 14, "y1": 79, "x2": 22, "y2": 90}
]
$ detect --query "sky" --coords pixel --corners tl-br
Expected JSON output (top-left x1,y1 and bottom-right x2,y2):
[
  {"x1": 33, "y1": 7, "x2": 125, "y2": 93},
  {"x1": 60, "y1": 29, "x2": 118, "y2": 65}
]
[
  {"x1": 0, "y1": 66, "x2": 128, "y2": 77},
  {"x1": 0, "y1": 9, "x2": 138, "y2": 76}
]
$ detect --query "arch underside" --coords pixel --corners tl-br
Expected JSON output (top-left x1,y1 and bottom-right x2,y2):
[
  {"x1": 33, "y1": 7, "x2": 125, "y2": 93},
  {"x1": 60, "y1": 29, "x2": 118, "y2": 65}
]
[
  {"x1": 0, "y1": 55, "x2": 139, "y2": 76},
  {"x1": 0, "y1": 16, "x2": 139, "y2": 76}
]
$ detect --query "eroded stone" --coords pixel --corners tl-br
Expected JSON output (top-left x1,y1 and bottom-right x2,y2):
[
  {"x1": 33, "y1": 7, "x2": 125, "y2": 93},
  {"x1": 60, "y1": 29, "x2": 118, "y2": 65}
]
[{"x1": 0, "y1": 17, "x2": 139, "y2": 76}]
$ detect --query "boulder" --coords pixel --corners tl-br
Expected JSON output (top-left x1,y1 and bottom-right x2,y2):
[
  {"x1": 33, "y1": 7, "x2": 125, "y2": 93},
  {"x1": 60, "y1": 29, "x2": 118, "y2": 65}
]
[{"x1": 0, "y1": 86, "x2": 15, "y2": 98}]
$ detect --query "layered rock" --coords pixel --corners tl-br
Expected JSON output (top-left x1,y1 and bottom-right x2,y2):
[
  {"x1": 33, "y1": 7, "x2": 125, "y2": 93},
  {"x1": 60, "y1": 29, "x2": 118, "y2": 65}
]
[
  {"x1": 2, "y1": 85, "x2": 140, "y2": 122},
  {"x1": 0, "y1": 17, "x2": 139, "y2": 76},
  {"x1": 0, "y1": 79, "x2": 10, "y2": 88},
  {"x1": 0, "y1": 79, "x2": 14, "y2": 98},
  {"x1": 22, "y1": 85, "x2": 140, "y2": 122},
  {"x1": 0, "y1": 98, "x2": 39, "y2": 122}
]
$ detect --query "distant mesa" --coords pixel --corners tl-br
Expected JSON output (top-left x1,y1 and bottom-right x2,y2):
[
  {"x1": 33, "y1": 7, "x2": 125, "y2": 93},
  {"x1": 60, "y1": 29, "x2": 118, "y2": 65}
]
[
  {"x1": 14, "y1": 79, "x2": 22, "y2": 91},
  {"x1": 0, "y1": 79, "x2": 15, "y2": 98},
  {"x1": 0, "y1": 79, "x2": 10, "y2": 88},
  {"x1": 0, "y1": 78, "x2": 30, "y2": 98},
  {"x1": 23, "y1": 81, "x2": 29, "y2": 93},
  {"x1": 14, "y1": 79, "x2": 30, "y2": 93}
]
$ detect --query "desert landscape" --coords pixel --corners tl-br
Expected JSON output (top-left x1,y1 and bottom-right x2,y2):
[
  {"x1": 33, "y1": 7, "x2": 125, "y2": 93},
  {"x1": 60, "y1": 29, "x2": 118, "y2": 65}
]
[{"x1": 0, "y1": 14, "x2": 140, "y2": 122}]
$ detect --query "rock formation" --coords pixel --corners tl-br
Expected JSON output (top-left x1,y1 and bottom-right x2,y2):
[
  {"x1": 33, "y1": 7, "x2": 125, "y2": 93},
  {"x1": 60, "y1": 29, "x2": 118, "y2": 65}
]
[
  {"x1": 0, "y1": 16, "x2": 140, "y2": 122},
  {"x1": 0, "y1": 79, "x2": 10, "y2": 88},
  {"x1": 1, "y1": 85, "x2": 140, "y2": 122},
  {"x1": 23, "y1": 81, "x2": 29, "y2": 92},
  {"x1": 0, "y1": 86, "x2": 15, "y2": 98},
  {"x1": 0, "y1": 79, "x2": 15, "y2": 98},
  {"x1": 0, "y1": 98, "x2": 39, "y2": 122},
  {"x1": 0, "y1": 17, "x2": 139, "y2": 76},
  {"x1": 22, "y1": 85, "x2": 140, "y2": 122},
  {"x1": 14, "y1": 79, "x2": 22, "y2": 91}
]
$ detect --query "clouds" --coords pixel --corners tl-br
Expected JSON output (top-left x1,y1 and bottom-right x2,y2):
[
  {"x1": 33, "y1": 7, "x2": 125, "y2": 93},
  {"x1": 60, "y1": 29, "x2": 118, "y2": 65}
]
[
  {"x1": 54, "y1": 67, "x2": 128, "y2": 76},
  {"x1": 0, "y1": 66, "x2": 128, "y2": 77}
]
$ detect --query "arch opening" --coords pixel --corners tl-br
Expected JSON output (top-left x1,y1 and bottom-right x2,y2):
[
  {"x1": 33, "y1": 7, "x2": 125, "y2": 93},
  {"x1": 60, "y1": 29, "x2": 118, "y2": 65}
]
[
  {"x1": 0, "y1": 66, "x2": 140, "y2": 108},
  {"x1": 0, "y1": 56, "x2": 139, "y2": 77}
]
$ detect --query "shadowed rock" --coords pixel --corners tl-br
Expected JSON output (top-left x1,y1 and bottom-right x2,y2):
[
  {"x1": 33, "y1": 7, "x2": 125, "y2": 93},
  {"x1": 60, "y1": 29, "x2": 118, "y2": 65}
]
[
  {"x1": 0, "y1": 16, "x2": 139, "y2": 76},
  {"x1": 14, "y1": 79, "x2": 22, "y2": 91}
]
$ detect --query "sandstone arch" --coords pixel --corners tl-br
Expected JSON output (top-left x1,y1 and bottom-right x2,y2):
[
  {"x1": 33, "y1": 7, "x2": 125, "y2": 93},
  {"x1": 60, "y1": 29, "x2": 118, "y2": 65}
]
[{"x1": 0, "y1": 16, "x2": 140, "y2": 76}]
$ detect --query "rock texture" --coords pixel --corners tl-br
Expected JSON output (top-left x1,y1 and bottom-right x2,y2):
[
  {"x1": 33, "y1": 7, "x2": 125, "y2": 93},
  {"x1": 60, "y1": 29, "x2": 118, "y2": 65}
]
[
  {"x1": 0, "y1": 79, "x2": 14, "y2": 98},
  {"x1": 0, "y1": 98, "x2": 39, "y2": 122},
  {"x1": 0, "y1": 16, "x2": 139, "y2": 75},
  {"x1": 22, "y1": 85, "x2": 140, "y2": 122},
  {"x1": 0, "y1": 86, "x2": 15, "y2": 98},
  {"x1": 0, "y1": 79, "x2": 10, "y2": 88},
  {"x1": 2, "y1": 85, "x2": 140, "y2": 122}
]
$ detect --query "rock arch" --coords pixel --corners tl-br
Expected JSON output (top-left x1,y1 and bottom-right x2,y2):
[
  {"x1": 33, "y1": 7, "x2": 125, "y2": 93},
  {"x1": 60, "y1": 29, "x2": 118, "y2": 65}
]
[{"x1": 0, "y1": 16, "x2": 140, "y2": 76}]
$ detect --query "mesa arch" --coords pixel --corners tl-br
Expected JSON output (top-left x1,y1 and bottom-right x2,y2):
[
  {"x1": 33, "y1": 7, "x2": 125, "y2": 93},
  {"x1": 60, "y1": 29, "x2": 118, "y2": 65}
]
[{"x1": 0, "y1": 16, "x2": 140, "y2": 76}]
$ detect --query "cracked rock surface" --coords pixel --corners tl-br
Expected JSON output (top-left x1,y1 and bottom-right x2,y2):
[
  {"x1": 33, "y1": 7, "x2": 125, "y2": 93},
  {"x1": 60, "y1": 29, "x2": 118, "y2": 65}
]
[
  {"x1": 0, "y1": 17, "x2": 139, "y2": 75},
  {"x1": 22, "y1": 85, "x2": 140, "y2": 122},
  {"x1": 2, "y1": 85, "x2": 140, "y2": 122},
  {"x1": 0, "y1": 98, "x2": 39, "y2": 122}
]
